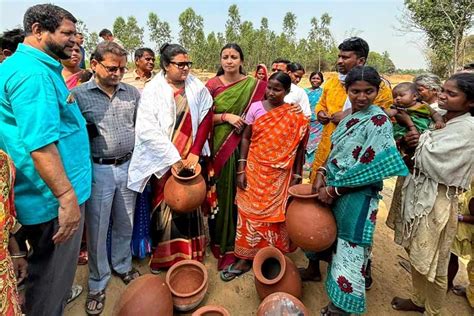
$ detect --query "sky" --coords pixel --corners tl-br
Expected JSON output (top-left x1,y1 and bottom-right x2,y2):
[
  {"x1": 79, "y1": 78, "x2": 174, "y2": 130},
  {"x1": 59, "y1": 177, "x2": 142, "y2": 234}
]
[{"x1": 0, "y1": 0, "x2": 428, "y2": 69}]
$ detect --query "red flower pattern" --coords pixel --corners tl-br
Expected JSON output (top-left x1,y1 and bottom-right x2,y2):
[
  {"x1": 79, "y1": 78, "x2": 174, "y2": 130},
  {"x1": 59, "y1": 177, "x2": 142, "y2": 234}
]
[
  {"x1": 361, "y1": 264, "x2": 366, "y2": 277},
  {"x1": 369, "y1": 210, "x2": 377, "y2": 224},
  {"x1": 331, "y1": 158, "x2": 338, "y2": 167},
  {"x1": 345, "y1": 118, "x2": 360, "y2": 129},
  {"x1": 360, "y1": 146, "x2": 375, "y2": 164},
  {"x1": 352, "y1": 146, "x2": 362, "y2": 160},
  {"x1": 371, "y1": 114, "x2": 387, "y2": 127},
  {"x1": 337, "y1": 275, "x2": 354, "y2": 294},
  {"x1": 348, "y1": 242, "x2": 357, "y2": 248}
]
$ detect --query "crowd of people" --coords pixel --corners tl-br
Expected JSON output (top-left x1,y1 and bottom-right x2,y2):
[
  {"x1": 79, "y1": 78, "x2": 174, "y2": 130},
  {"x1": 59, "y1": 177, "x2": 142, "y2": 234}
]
[{"x1": 0, "y1": 3, "x2": 473, "y2": 316}]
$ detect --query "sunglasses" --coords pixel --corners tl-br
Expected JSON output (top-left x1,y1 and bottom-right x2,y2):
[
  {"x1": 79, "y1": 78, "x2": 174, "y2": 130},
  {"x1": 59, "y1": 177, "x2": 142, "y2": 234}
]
[
  {"x1": 170, "y1": 61, "x2": 193, "y2": 70},
  {"x1": 97, "y1": 60, "x2": 127, "y2": 74}
]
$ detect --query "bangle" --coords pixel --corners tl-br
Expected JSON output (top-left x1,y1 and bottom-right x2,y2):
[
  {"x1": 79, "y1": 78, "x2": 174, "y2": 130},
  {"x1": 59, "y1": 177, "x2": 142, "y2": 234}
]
[
  {"x1": 317, "y1": 167, "x2": 327, "y2": 174},
  {"x1": 292, "y1": 174, "x2": 302, "y2": 179},
  {"x1": 222, "y1": 113, "x2": 227, "y2": 122},
  {"x1": 458, "y1": 214, "x2": 464, "y2": 222},
  {"x1": 238, "y1": 159, "x2": 247, "y2": 163},
  {"x1": 55, "y1": 186, "x2": 73, "y2": 199},
  {"x1": 334, "y1": 187, "x2": 342, "y2": 196},
  {"x1": 10, "y1": 252, "x2": 27, "y2": 259},
  {"x1": 237, "y1": 171, "x2": 245, "y2": 175},
  {"x1": 325, "y1": 186, "x2": 335, "y2": 199}
]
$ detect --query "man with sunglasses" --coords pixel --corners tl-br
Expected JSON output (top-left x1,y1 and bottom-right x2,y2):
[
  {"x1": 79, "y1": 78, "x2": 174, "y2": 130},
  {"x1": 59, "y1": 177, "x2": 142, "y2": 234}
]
[
  {"x1": 122, "y1": 47, "x2": 156, "y2": 91},
  {"x1": 71, "y1": 41, "x2": 141, "y2": 315}
]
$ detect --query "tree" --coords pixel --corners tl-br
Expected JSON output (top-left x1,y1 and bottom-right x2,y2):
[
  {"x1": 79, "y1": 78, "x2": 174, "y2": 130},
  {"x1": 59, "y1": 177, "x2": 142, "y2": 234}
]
[
  {"x1": 178, "y1": 8, "x2": 204, "y2": 50},
  {"x1": 366, "y1": 51, "x2": 396, "y2": 74},
  {"x1": 308, "y1": 13, "x2": 334, "y2": 71},
  {"x1": 113, "y1": 16, "x2": 144, "y2": 59},
  {"x1": 84, "y1": 32, "x2": 99, "y2": 57},
  {"x1": 147, "y1": 12, "x2": 172, "y2": 52},
  {"x1": 402, "y1": 0, "x2": 474, "y2": 76},
  {"x1": 225, "y1": 4, "x2": 241, "y2": 43},
  {"x1": 279, "y1": 12, "x2": 298, "y2": 61}
]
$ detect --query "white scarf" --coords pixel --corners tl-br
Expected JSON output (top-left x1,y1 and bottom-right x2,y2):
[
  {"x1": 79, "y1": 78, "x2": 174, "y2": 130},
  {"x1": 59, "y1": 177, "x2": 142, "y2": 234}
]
[{"x1": 127, "y1": 71, "x2": 213, "y2": 192}]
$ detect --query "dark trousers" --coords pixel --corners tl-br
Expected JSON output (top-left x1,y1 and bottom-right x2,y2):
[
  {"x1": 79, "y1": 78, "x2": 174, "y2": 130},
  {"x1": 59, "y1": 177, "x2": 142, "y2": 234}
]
[{"x1": 17, "y1": 205, "x2": 84, "y2": 316}]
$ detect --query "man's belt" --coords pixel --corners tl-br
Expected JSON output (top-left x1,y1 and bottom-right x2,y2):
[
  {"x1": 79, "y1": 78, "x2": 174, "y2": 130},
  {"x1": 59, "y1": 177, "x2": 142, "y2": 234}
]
[{"x1": 92, "y1": 152, "x2": 132, "y2": 165}]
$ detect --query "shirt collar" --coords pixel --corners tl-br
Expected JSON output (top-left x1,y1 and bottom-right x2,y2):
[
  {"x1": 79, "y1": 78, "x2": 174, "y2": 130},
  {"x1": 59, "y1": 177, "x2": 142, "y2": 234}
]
[
  {"x1": 16, "y1": 43, "x2": 63, "y2": 72},
  {"x1": 133, "y1": 69, "x2": 156, "y2": 81},
  {"x1": 86, "y1": 77, "x2": 126, "y2": 92}
]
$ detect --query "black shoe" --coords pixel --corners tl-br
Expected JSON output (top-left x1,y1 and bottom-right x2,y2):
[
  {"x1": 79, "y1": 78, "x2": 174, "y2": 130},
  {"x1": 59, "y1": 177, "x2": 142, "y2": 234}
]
[{"x1": 365, "y1": 259, "x2": 373, "y2": 290}]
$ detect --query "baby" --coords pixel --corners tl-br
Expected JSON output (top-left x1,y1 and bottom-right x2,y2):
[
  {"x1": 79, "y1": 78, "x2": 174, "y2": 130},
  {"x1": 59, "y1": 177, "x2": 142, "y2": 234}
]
[{"x1": 386, "y1": 82, "x2": 445, "y2": 143}]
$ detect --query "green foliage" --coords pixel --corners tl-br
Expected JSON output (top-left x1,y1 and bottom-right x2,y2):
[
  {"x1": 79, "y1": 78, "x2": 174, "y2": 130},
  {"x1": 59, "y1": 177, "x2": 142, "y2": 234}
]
[
  {"x1": 178, "y1": 8, "x2": 204, "y2": 50},
  {"x1": 113, "y1": 16, "x2": 144, "y2": 59},
  {"x1": 403, "y1": 0, "x2": 474, "y2": 76},
  {"x1": 366, "y1": 51, "x2": 396, "y2": 74},
  {"x1": 84, "y1": 32, "x2": 99, "y2": 57},
  {"x1": 147, "y1": 12, "x2": 172, "y2": 51},
  {"x1": 225, "y1": 4, "x2": 241, "y2": 43}
]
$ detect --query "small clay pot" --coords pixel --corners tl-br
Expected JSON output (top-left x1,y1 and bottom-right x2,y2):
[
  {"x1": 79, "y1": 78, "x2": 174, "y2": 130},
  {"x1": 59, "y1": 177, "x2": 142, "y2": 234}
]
[
  {"x1": 166, "y1": 259, "x2": 209, "y2": 312},
  {"x1": 164, "y1": 163, "x2": 207, "y2": 213},
  {"x1": 192, "y1": 305, "x2": 231, "y2": 316},
  {"x1": 286, "y1": 184, "x2": 337, "y2": 252},
  {"x1": 253, "y1": 247, "x2": 302, "y2": 300},
  {"x1": 114, "y1": 274, "x2": 173, "y2": 316},
  {"x1": 257, "y1": 292, "x2": 308, "y2": 316}
]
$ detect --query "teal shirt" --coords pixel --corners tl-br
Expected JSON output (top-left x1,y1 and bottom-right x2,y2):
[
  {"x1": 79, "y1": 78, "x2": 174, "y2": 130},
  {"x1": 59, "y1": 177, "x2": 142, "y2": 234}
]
[{"x1": 0, "y1": 44, "x2": 92, "y2": 225}]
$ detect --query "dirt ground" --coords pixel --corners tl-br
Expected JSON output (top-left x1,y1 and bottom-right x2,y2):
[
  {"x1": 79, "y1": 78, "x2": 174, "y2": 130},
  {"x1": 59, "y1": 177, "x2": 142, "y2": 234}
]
[{"x1": 65, "y1": 178, "x2": 472, "y2": 316}]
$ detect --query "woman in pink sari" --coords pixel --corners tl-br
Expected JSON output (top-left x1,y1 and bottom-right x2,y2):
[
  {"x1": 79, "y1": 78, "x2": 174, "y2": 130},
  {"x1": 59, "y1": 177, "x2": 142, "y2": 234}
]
[{"x1": 62, "y1": 43, "x2": 90, "y2": 90}]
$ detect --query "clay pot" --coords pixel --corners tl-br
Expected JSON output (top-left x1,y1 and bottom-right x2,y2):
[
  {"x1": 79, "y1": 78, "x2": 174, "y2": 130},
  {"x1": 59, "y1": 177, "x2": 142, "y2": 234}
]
[
  {"x1": 166, "y1": 259, "x2": 209, "y2": 312},
  {"x1": 192, "y1": 305, "x2": 231, "y2": 316},
  {"x1": 253, "y1": 247, "x2": 302, "y2": 300},
  {"x1": 257, "y1": 292, "x2": 308, "y2": 316},
  {"x1": 164, "y1": 163, "x2": 207, "y2": 213},
  {"x1": 286, "y1": 184, "x2": 337, "y2": 252},
  {"x1": 114, "y1": 274, "x2": 173, "y2": 316}
]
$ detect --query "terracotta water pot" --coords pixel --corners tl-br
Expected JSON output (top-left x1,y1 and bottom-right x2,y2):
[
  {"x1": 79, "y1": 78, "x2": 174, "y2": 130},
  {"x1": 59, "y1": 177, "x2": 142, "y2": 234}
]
[
  {"x1": 192, "y1": 305, "x2": 231, "y2": 316},
  {"x1": 257, "y1": 292, "x2": 309, "y2": 316},
  {"x1": 286, "y1": 184, "x2": 337, "y2": 252},
  {"x1": 253, "y1": 247, "x2": 302, "y2": 300},
  {"x1": 163, "y1": 163, "x2": 207, "y2": 213},
  {"x1": 166, "y1": 259, "x2": 209, "y2": 312},
  {"x1": 114, "y1": 274, "x2": 173, "y2": 316}
]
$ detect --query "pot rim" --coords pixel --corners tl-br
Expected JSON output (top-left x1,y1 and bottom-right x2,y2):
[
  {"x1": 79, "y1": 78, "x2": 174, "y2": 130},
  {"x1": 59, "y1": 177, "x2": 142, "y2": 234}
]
[
  {"x1": 165, "y1": 259, "x2": 208, "y2": 298},
  {"x1": 253, "y1": 247, "x2": 286, "y2": 285},
  {"x1": 288, "y1": 184, "x2": 319, "y2": 198},
  {"x1": 192, "y1": 305, "x2": 231, "y2": 316},
  {"x1": 171, "y1": 163, "x2": 202, "y2": 181}
]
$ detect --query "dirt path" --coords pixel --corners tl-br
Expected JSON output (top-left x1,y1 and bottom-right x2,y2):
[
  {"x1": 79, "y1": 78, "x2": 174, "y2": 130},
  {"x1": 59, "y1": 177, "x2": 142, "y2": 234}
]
[{"x1": 65, "y1": 178, "x2": 471, "y2": 315}]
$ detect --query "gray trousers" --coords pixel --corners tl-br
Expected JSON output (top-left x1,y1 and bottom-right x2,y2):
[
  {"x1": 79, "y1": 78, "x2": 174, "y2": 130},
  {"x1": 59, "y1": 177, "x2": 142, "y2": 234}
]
[
  {"x1": 22, "y1": 204, "x2": 85, "y2": 316},
  {"x1": 86, "y1": 161, "x2": 136, "y2": 292}
]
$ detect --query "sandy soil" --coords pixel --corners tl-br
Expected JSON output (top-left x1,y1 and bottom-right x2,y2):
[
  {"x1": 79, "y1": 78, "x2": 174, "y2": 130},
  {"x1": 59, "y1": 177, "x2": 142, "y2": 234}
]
[{"x1": 65, "y1": 178, "x2": 472, "y2": 315}]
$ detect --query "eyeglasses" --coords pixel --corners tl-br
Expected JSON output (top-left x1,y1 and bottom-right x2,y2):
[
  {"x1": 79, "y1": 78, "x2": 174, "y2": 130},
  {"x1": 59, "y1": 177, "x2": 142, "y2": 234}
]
[
  {"x1": 97, "y1": 60, "x2": 127, "y2": 74},
  {"x1": 169, "y1": 61, "x2": 193, "y2": 70}
]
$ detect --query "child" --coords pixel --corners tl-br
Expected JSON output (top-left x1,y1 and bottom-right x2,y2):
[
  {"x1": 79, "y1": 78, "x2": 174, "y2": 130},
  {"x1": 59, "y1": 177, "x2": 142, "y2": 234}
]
[
  {"x1": 387, "y1": 82, "x2": 445, "y2": 143},
  {"x1": 219, "y1": 72, "x2": 308, "y2": 281}
]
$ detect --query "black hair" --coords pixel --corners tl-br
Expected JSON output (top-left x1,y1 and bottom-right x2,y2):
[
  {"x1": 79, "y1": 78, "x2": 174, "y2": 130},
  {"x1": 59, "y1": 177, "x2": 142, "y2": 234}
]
[
  {"x1": 159, "y1": 43, "x2": 188, "y2": 73},
  {"x1": 448, "y1": 72, "x2": 474, "y2": 116},
  {"x1": 309, "y1": 71, "x2": 324, "y2": 83},
  {"x1": 134, "y1": 47, "x2": 155, "y2": 61},
  {"x1": 216, "y1": 43, "x2": 245, "y2": 76},
  {"x1": 344, "y1": 66, "x2": 381, "y2": 91},
  {"x1": 463, "y1": 63, "x2": 474, "y2": 71},
  {"x1": 271, "y1": 58, "x2": 291, "y2": 66},
  {"x1": 0, "y1": 29, "x2": 24, "y2": 52},
  {"x1": 23, "y1": 4, "x2": 76, "y2": 34},
  {"x1": 288, "y1": 62, "x2": 305, "y2": 73},
  {"x1": 92, "y1": 41, "x2": 127, "y2": 62},
  {"x1": 268, "y1": 72, "x2": 292, "y2": 92},
  {"x1": 99, "y1": 28, "x2": 112, "y2": 37},
  {"x1": 338, "y1": 37, "x2": 369, "y2": 59},
  {"x1": 393, "y1": 82, "x2": 418, "y2": 95}
]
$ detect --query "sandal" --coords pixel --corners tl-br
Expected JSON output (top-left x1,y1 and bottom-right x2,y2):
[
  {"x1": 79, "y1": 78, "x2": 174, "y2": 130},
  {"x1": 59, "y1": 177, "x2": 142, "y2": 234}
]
[
  {"x1": 78, "y1": 249, "x2": 88, "y2": 265},
  {"x1": 320, "y1": 302, "x2": 350, "y2": 315},
  {"x1": 114, "y1": 267, "x2": 140, "y2": 285},
  {"x1": 86, "y1": 290, "x2": 105, "y2": 315},
  {"x1": 220, "y1": 263, "x2": 248, "y2": 282},
  {"x1": 67, "y1": 284, "x2": 83, "y2": 304}
]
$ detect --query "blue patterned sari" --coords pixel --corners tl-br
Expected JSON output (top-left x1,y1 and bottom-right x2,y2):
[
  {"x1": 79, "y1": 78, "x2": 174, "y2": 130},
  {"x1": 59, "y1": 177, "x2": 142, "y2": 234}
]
[{"x1": 304, "y1": 87, "x2": 323, "y2": 172}]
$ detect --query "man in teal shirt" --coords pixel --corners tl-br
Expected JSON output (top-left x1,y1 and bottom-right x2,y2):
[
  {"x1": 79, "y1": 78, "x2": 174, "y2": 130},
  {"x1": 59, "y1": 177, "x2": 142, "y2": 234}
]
[{"x1": 0, "y1": 4, "x2": 91, "y2": 315}]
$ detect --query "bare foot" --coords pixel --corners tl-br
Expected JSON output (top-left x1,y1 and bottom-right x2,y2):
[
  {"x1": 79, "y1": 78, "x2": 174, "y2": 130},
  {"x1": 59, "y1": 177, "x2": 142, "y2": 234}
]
[
  {"x1": 298, "y1": 267, "x2": 321, "y2": 282},
  {"x1": 391, "y1": 297, "x2": 425, "y2": 313}
]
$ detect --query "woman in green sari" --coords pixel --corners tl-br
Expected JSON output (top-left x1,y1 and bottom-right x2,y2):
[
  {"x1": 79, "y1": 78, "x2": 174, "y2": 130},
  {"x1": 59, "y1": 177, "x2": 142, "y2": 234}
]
[
  {"x1": 313, "y1": 66, "x2": 407, "y2": 315},
  {"x1": 206, "y1": 43, "x2": 266, "y2": 270}
]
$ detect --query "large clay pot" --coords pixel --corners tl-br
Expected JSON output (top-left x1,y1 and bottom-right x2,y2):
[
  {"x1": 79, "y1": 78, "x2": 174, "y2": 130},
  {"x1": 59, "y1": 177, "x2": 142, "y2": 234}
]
[
  {"x1": 286, "y1": 184, "x2": 337, "y2": 252},
  {"x1": 163, "y1": 163, "x2": 207, "y2": 213},
  {"x1": 166, "y1": 259, "x2": 209, "y2": 312},
  {"x1": 257, "y1": 292, "x2": 308, "y2": 316},
  {"x1": 114, "y1": 274, "x2": 173, "y2": 316},
  {"x1": 192, "y1": 305, "x2": 231, "y2": 316},
  {"x1": 253, "y1": 247, "x2": 302, "y2": 300}
]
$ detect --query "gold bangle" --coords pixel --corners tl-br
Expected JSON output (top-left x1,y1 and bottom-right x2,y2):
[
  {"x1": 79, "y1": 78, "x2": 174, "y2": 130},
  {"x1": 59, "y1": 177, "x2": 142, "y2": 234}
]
[
  {"x1": 237, "y1": 171, "x2": 246, "y2": 175},
  {"x1": 10, "y1": 252, "x2": 27, "y2": 259},
  {"x1": 325, "y1": 186, "x2": 335, "y2": 199},
  {"x1": 334, "y1": 187, "x2": 342, "y2": 196}
]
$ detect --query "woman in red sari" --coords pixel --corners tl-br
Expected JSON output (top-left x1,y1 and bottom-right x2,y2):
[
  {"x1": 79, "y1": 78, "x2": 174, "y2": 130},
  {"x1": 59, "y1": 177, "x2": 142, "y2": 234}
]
[
  {"x1": 206, "y1": 43, "x2": 267, "y2": 271},
  {"x1": 255, "y1": 64, "x2": 268, "y2": 81},
  {"x1": 220, "y1": 72, "x2": 308, "y2": 281},
  {"x1": 61, "y1": 43, "x2": 90, "y2": 90}
]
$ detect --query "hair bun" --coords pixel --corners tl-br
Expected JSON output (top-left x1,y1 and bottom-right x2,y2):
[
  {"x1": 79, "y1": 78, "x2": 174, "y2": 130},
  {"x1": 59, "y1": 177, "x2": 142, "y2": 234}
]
[{"x1": 159, "y1": 43, "x2": 170, "y2": 54}]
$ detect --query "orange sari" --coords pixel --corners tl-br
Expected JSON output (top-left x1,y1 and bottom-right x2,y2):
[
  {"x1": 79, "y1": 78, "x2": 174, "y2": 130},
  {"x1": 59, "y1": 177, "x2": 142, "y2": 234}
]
[{"x1": 235, "y1": 104, "x2": 308, "y2": 259}]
